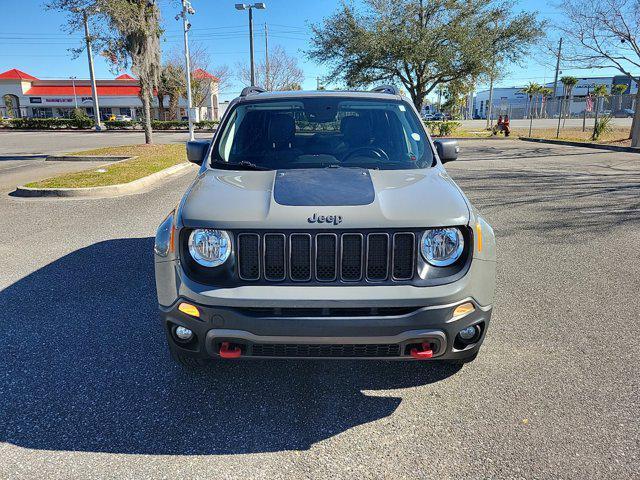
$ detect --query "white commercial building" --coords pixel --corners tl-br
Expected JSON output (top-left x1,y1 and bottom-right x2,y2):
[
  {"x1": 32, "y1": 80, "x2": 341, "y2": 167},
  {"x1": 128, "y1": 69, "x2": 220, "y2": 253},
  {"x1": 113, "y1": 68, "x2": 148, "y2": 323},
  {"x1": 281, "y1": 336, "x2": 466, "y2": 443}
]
[
  {"x1": 474, "y1": 75, "x2": 638, "y2": 119},
  {"x1": 0, "y1": 68, "x2": 221, "y2": 121}
]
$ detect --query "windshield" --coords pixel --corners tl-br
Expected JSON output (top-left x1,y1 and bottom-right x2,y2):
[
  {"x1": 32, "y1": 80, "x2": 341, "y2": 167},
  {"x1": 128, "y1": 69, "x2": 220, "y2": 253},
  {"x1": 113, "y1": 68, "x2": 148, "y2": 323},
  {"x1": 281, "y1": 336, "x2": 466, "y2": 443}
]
[{"x1": 213, "y1": 97, "x2": 434, "y2": 170}]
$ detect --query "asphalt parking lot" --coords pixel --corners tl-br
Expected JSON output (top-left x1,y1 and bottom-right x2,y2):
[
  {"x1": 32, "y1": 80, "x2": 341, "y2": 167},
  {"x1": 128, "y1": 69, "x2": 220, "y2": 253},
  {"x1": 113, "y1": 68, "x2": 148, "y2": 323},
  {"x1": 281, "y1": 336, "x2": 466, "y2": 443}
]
[
  {"x1": 1, "y1": 139, "x2": 638, "y2": 479},
  {"x1": 0, "y1": 130, "x2": 210, "y2": 190}
]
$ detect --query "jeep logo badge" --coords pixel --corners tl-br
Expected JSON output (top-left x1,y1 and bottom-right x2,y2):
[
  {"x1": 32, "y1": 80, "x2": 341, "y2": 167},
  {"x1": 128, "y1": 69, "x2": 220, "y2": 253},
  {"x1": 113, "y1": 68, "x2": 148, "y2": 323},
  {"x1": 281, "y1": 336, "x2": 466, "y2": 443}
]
[{"x1": 308, "y1": 213, "x2": 343, "y2": 225}]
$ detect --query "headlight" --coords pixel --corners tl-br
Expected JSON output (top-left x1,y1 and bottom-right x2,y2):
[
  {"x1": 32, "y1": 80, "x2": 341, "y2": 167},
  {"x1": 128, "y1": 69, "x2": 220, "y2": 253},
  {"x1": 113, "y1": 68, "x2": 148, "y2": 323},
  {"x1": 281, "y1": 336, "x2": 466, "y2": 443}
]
[
  {"x1": 420, "y1": 228, "x2": 464, "y2": 267},
  {"x1": 188, "y1": 229, "x2": 231, "y2": 267}
]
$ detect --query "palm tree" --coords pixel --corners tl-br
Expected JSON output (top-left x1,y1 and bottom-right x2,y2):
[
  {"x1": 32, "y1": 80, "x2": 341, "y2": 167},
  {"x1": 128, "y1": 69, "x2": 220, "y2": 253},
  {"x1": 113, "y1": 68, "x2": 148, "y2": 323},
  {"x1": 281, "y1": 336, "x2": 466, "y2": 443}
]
[
  {"x1": 539, "y1": 87, "x2": 554, "y2": 118},
  {"x1": 560, "y1": 76, "x2": 578, "y2": 124},
  {"x1": 592, "y1": 84, "x2": 611, "y2": 140},
  {"x1": 611, "y1": 84, "x2": 628, "y2": 113},
  {"x1": 592, "y1": 84, "x2": 609, "y2": 116},
  {"x1": 521, "y1": 82, "x2": 541, "y2": 119}
]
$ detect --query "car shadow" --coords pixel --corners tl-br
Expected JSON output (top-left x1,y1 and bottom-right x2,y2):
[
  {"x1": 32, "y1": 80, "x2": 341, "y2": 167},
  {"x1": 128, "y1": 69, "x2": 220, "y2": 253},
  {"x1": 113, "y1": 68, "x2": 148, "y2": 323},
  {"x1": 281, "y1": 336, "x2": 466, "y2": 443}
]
[{"x1": 0, "y1": 237, "x2": 459, "y2": 455}]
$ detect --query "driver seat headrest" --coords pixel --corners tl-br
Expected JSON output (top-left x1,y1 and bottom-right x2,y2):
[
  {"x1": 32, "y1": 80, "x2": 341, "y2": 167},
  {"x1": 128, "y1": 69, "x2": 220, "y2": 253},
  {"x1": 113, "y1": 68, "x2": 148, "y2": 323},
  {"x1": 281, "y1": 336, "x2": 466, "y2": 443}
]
[{"x1": 268, "y1": 113, "x2": 296, "y2": 149}]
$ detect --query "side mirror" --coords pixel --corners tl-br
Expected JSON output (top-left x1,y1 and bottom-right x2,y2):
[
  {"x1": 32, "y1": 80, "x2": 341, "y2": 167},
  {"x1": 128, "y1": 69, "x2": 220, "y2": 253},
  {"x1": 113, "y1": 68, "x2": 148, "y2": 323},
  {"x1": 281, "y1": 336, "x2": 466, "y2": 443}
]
[
  {"x1": 434, "y1": 139, "x2": 459, "y2": 163},
  {"x1": 186, "y1": 139, "x2": 211, "y2": 165}
]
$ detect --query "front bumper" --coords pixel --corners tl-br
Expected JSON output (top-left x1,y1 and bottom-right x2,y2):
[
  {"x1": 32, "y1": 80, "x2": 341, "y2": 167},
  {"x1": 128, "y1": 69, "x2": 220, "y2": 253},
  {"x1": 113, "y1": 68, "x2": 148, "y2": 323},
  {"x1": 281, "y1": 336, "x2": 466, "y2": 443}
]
[{"x1": 161, "y1": 299, "x2": 492, "y2": 361}]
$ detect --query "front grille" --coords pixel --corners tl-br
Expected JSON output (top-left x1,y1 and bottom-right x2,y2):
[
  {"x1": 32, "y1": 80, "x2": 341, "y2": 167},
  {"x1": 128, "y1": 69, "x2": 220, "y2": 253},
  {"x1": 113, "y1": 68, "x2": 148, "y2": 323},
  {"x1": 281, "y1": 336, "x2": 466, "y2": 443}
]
[
  {"x1": 251, "y1": 343, "x2": 401, "y2": 358},
  {"x1": 236, "y1": 231, "x2": 417, "y2": 284}
]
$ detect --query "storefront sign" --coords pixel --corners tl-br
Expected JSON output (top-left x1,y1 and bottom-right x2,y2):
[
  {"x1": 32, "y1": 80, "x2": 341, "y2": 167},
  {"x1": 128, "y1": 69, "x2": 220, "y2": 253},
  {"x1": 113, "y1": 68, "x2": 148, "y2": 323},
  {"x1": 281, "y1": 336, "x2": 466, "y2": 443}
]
[
  {"x1": 29, "y1": 97, "x2": 42, "y2": 104},
  {"x1": 45, "y1": 98, "x2": 73, "y2": 103}
]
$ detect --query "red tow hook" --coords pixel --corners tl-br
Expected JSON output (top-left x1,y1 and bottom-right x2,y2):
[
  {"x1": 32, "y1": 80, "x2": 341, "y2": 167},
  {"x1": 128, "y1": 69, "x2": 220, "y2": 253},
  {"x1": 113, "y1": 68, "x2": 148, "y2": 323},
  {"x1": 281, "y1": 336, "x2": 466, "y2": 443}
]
[
  {"x1": 219, "y1": 342, "x2": 242, "y2": 359},
  {"x1": 410, "y1": 342, "x2": 434, "y2": 360}
]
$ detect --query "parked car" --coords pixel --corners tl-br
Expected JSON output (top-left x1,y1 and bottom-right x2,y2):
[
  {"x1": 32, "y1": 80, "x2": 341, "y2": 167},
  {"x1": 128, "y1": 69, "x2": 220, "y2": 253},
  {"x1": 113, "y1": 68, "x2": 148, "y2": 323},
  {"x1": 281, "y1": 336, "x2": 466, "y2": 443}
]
[
  {"x1": 623, "y1": 108, "x2": 635, "y2": 118},
  {"x1": 114, "y1": 114, "x2": 132, "y2": 121},
  {"x1": 154, "y1": 86, "x2": 496, "y2": 366}
]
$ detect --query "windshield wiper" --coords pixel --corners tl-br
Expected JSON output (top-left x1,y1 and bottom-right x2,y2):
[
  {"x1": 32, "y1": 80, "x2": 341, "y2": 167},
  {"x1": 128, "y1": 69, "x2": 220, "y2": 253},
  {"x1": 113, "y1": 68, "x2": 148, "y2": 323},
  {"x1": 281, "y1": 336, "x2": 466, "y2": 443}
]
[{"x1": 210, "y1": 160, "x2": 272, "y2": 171}]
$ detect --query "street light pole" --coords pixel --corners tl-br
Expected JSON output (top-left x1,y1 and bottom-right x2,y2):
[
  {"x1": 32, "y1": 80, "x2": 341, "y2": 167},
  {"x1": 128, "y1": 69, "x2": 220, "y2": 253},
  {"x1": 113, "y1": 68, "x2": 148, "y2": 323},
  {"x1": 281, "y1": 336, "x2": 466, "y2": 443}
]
[
  {"x1": 235, "y1": 3, "x2": 266, "y2": 87},
  {"x1": 178, "y1": 0, "x2": 196, "y2": 141}
]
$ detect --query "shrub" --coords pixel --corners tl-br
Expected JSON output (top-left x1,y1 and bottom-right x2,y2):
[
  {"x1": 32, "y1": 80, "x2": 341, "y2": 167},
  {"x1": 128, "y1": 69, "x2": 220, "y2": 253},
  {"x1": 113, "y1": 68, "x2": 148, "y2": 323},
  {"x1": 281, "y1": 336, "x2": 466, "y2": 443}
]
[
  {"x1": 70, "y1": 108, "x2": 90, "y2": 120},
  {"x1": 1, "y1": 117, "x2": 93, "y2": 129},
  {"x1": 592, "y1": 115, "x2": 613, "y2": 141},
  {"x1": 104, "y1": 120, "x2": 139, "y2": 129},
  {"x1": 424, "y1": 120, "x2": 461, "y2": 137},
  {"x1": 151, "y1": 120, "x2": 188, "y2": 130},
  {"x1": 194, "y1": 120, "x2": 219, "y2": 130}
]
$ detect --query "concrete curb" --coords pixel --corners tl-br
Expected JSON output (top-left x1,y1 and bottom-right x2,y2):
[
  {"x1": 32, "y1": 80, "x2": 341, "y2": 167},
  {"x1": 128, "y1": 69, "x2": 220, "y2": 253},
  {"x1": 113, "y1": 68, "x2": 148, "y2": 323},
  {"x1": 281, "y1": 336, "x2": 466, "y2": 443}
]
[
  {"x1": 46, "y1": 155, "x2": 131, "y2": 162},
  {"x1": 14, "y1": 162, "x2": 195, "y2": 198},
  {"x1": 520, "y1": 137, "x2": 640, "y2": 153}
]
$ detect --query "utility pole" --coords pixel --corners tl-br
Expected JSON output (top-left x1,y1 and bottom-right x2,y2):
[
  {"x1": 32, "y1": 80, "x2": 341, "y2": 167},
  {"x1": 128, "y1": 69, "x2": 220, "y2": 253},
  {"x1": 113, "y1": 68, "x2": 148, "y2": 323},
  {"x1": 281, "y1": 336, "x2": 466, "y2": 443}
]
[
  {"x1": 264, "y1": 22, "x2": 269, "y2": 90},
  {"x1": 81, "y1": 10, "x2": 102, "y2": 131},
  {"x1": 248, "y1": 8, "x2": 255, "y2": 86},
  {"x1": 179, "y1": 0, "x2": 195, "y2": 141},
  {"x1": 552, "y1": 37, "x2": 562, "y2": 116}
]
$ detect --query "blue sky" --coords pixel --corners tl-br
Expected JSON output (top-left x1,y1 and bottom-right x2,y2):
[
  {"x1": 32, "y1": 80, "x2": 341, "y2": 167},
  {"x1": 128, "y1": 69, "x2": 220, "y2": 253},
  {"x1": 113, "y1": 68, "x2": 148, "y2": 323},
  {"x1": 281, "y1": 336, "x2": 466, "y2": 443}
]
[{"x1": 0, "y1": 0, "x2": 629, "y2": 101}]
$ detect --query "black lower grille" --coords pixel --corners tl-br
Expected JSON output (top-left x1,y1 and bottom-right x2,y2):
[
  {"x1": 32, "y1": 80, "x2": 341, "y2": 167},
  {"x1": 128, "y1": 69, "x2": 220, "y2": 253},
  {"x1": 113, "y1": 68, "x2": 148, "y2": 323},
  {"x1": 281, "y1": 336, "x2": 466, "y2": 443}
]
[
  {"x1": 251, "y1": 343, "x2": 401, "y2": 357},
  {"x1": 240, "y1": 306, "x2": 421, "y2": 317}
]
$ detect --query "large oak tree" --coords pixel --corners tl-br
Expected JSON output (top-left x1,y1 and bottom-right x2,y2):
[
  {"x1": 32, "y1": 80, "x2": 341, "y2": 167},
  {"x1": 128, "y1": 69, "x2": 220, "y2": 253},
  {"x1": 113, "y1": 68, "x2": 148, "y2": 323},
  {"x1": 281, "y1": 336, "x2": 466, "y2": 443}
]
[
  {"x1": 47, "y1": 0, "x2": 162, "y2": 144},
  {"x1": 309, "y1": 0, "x2": 544, "y2": 111}
]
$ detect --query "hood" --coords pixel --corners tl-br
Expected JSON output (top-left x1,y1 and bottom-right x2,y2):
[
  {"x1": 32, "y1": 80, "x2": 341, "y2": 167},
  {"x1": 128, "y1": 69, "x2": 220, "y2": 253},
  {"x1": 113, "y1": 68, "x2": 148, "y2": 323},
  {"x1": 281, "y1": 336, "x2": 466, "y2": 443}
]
[{"x1": 179, "y1": 166, "x2": 469, "y2": 230}]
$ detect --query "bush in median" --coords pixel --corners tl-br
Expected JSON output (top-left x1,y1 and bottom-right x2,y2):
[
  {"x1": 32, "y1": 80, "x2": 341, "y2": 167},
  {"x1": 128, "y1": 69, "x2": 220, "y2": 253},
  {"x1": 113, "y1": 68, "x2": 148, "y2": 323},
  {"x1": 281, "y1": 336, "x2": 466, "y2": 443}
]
[
  {"x1": 424, "y1": 120, "x2": 461, "y2": 137},
  {"x1": 104, "y1": 120, "x2": 140, "y2": 129},
  {"x1": 0, "y1": 117, "x2": 94, "y2": 129}
]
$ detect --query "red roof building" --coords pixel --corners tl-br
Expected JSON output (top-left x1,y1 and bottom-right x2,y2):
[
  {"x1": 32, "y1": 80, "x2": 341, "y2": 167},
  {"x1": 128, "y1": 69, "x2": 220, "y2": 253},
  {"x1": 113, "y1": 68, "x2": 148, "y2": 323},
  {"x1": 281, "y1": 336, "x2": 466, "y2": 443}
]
[
  {"x1": 0, "y1": 68, "x2": 39, "y2": 81},
  {"x1": 0, "y1": 68, "x2": 221, "y2": 121}
]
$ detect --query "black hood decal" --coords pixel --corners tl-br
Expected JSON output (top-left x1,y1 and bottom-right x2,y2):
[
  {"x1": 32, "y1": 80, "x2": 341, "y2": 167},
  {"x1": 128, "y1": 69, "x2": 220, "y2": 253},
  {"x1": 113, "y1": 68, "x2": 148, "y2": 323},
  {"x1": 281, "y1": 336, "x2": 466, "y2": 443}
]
[{"x1": 273, "y1": 168, "x2": 375, "y2": 206}]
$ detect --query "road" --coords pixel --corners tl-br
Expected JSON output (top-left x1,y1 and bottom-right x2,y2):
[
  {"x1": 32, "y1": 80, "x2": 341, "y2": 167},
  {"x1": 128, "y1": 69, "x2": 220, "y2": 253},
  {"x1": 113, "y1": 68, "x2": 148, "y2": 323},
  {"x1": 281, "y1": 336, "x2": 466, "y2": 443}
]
[
  {"x1": 1, "y1": 139, "x2": 639, "y2": 479},
  {"x1": 0, "y1": 130, "x2": 211, "y2": 191}
]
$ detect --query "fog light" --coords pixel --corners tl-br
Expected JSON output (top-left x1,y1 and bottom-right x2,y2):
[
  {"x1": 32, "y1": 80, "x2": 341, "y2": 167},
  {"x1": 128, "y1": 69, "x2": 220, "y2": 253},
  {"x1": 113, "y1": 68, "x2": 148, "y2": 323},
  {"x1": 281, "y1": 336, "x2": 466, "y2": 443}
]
[
  {"x1": 174, "y1": 326, "x2": 193, "y2": 341},
  {"x1": 458, "y1": 325, "x2": 479, "y2": 342}
]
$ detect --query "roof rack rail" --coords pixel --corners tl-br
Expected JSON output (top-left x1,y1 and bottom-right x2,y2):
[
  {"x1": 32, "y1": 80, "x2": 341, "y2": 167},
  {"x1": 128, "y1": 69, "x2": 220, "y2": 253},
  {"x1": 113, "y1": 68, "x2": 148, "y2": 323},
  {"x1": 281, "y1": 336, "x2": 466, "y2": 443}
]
[
  {"x1": 370, "y1": 85, "x2": 400, "y2": 95},
  {"x1": 240, "y1": 86, "x2": 267, "y2": 97}
]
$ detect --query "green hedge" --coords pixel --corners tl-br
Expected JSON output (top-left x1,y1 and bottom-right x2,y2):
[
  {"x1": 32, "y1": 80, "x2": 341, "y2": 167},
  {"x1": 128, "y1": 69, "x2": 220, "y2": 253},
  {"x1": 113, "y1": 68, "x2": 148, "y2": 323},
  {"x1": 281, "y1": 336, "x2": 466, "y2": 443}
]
[
  {"x1": 0, "y1": 117, "x2": 94, "y2": 129},
  {"x1": 424, "y1": 120, "x2": 461, "y2": 137},
  {"x1": 103, "y1": 120, "x2": 138, "y2": 129},
  {"x1": 0, "y1": 117, "x2": 219, "y2": 130}
]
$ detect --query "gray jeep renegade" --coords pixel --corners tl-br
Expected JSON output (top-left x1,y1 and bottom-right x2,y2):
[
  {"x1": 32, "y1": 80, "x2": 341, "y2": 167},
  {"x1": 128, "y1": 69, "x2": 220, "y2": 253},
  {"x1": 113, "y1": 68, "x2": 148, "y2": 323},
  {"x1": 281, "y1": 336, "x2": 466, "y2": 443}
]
[{"x1": 154, "y1": 86, "x2": 496, "y2": 367}]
